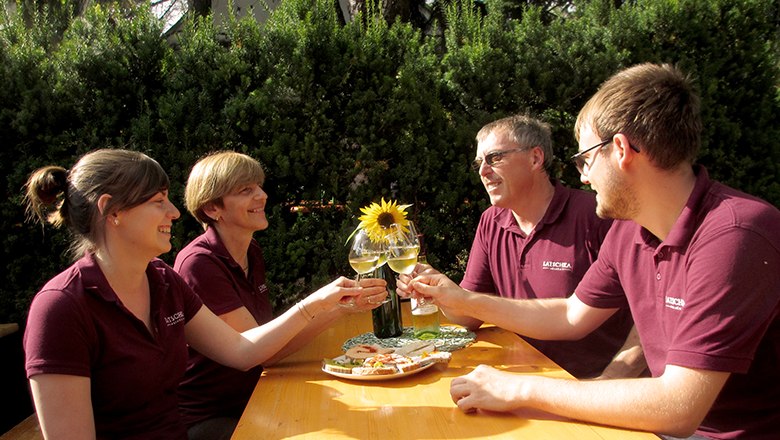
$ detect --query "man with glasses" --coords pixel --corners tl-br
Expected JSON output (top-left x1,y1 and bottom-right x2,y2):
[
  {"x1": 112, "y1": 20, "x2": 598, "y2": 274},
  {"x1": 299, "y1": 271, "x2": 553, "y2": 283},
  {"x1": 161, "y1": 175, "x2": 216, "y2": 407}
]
[
  {"x1": 406, "y1": 114, "x2": 645, "y2": 379},
  {"x1": 404, "y1": 64, "x2": 779, "y2": 439}
]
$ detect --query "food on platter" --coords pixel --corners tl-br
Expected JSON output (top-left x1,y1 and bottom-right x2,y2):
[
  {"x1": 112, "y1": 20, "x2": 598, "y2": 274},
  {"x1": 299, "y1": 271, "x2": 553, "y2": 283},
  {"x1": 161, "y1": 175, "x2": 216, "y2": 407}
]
[
  {"x1": 341, "y1": 325, "x2": 477, "y2": 354},
  {"x1": 357, "y1": 353, "x2": 416, "y2": 375},
  {"x1": 322, "y1": 357, "x2": 364, "y2": 374},
  {"x1": 321, "y1": 342, "x2": 451, "y2": 379},
  {"x1": 352, "y1": 365, "x2": 397, "y2": 376},
  {"x1": 393, "y1": 340, "x2": 435, "y2": 357},
  {"x1": 344, "y1": 343, "x2": 394, "y2": 360},
  {"x1": 413, "y1": 350, "x2": 451, "y2": 365},
  {"x1": 324, "y1": 359, "x2": 437, "y2": 381}
]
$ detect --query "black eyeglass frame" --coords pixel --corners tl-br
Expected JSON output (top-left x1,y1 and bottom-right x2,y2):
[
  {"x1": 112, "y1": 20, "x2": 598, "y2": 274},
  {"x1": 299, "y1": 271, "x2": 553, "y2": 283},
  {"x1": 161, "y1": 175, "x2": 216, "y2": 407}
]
[
  {"x1": 471, "y1": 147, "x2": 531, "y2": 171},
  {"x1": 570, "y1": 138, "x2": 641, "y2": 174}
]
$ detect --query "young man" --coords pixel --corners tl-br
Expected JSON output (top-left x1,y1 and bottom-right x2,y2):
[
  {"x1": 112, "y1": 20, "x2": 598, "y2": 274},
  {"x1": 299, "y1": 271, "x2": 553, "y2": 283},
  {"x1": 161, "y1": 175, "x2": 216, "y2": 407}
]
[
  {"x1": 405, "y1": 64, "x2": 780, "y2": 438},
  {"x1": 432, "y1": 114, "x2": 642, "y2": 379}
]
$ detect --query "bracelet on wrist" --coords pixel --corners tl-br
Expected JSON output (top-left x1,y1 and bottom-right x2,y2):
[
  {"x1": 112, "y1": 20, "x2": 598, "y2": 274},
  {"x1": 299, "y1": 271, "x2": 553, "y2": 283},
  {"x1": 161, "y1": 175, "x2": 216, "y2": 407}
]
[{"x1": 297, "y1": 301, "x2": 314, "y2": 321}]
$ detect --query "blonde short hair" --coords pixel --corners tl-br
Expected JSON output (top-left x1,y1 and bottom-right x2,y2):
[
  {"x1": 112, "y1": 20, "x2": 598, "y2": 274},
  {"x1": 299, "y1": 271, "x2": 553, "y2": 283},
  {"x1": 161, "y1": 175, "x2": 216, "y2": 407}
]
[{"x1": 185, "y1": 151, "x2": 265, "y2": 229}]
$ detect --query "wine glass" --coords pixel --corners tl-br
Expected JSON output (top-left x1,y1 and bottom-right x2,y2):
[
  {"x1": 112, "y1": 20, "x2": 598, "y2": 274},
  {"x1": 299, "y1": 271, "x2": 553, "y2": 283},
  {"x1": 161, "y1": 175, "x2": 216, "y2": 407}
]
[
  {"x1": 386, "y1": 222, "x2": 420, "y2": 275},
  {"x1": 388, "y1": 222, "x2": 440, "y2": 338},
  {"x1": 343, "y1": 228, "x2": 386, "y2": 307}
]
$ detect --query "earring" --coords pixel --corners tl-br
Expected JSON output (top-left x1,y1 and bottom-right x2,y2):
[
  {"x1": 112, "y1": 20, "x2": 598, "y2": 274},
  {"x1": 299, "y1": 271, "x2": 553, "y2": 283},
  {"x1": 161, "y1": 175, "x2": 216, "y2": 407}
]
[
  {"x1": 215, "y1": 216, "x2": 220, "y2": 222},
  {"x1": 113, "y1": 218, "x2": 119, "y2": 226}
]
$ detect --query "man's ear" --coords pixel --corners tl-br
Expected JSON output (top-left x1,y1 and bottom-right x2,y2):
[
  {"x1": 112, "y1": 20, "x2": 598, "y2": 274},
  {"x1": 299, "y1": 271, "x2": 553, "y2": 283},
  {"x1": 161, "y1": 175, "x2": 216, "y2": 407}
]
[
  {"x1": 613, "y1": 133, "x2": 635, "y2": 169},
  {"x1": 530, "y1": 146, "x2": 545, "y2": 171}
]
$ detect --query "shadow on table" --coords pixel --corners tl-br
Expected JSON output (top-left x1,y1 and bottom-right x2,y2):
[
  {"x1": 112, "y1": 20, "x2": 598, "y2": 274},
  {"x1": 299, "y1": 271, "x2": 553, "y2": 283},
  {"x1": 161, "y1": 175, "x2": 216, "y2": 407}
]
[{"x1": 236, "y1": 364, "x2": 568, "y2": 439}]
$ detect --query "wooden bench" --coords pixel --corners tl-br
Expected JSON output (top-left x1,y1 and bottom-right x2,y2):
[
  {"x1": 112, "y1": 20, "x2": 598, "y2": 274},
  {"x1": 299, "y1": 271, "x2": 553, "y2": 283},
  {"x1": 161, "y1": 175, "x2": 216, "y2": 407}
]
[
  {"x1": 0, "y1": 324, "x2": 19, "y2": 339},
  {"x1": 0, "y1": 323, "x2": 37, "y2": 439},
  {"x1": 0, "y1": 323, "x2": 40, "y2": 439},
  {"x1": 0, "y1": 414, "x2": 41, "y2": 440}
]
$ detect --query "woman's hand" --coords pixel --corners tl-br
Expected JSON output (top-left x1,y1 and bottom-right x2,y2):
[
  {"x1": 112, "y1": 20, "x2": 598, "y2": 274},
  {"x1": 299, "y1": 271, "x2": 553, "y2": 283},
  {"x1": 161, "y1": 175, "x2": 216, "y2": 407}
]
[{"x1": 310, "y1": 276, "x2": 387, "y2": 313}]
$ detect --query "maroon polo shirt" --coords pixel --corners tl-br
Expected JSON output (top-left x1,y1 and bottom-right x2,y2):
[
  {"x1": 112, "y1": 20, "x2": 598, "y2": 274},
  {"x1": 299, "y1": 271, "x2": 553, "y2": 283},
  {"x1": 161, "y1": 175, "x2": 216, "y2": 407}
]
[
  {"x1": 461, "y1": 182, "x2": 633, "y2": 378},
  {"x1": 577, "y1": 166, "x2": 780, "y2": 439},
  {"x1": 24, "y1": 254, "x2": 203, "y2": 440},
  {"x1": 174, "y1": 227, "x2": 273, "y2": 427}
]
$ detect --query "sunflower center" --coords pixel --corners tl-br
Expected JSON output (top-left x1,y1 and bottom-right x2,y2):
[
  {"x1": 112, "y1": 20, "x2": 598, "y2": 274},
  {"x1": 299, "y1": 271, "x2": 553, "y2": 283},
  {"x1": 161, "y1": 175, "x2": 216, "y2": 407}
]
[{"x1": 377, "y1": 212, "x2": 396, "y2": 229}]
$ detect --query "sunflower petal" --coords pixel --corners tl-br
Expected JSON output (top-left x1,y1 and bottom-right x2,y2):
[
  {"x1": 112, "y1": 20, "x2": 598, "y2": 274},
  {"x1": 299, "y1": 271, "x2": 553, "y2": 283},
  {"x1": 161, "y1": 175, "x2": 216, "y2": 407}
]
[{"x1": 352, "y1": 198, "x2": 412, "y2": 244}]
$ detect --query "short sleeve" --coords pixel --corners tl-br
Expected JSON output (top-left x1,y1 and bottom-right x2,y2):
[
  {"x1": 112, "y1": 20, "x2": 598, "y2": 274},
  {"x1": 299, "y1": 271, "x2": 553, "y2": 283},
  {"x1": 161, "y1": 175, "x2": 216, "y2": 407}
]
[
  {"x1": 575, "y1": 227, "x2": 629, "y2": 310},
  {"x1": 460, "y1": 212, "x2": 497, "y2": 294},
  {"x1": 24, "y1": 289, "x2": 94, "y2": 378},
  {"x1": 667, "y1": 228, "x2": 780, "y2": 372}
]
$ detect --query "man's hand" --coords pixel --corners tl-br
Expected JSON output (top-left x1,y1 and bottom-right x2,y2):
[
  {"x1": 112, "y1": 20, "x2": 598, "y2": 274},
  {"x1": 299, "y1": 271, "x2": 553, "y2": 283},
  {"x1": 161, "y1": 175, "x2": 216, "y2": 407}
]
[
  {"x1": 408, "y1": 273, "x2": 473, "y2": 313},
  {"x1": 450, "y1": 365, "x2": 525, "y2": 413},
  {"x1": 397, "y1": 271, "x2": 485, "y2": 329},
  {"x1": 396, "y1": 263, "x2": 439, "y2": 299}
]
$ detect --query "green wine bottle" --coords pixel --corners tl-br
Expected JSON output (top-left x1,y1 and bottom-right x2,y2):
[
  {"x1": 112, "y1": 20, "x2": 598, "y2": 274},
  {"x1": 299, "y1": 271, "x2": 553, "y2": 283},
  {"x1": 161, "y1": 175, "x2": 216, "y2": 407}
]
[{"x1": 371, "y1": 264, "x2": 403, "y2": 338}]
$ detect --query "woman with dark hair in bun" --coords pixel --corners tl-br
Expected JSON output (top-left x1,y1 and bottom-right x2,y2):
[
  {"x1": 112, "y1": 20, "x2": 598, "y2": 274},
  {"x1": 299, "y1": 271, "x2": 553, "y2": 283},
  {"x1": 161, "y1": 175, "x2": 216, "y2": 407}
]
[{"x1": 22, "y1": 149, "x2": 386, "y2": 439}]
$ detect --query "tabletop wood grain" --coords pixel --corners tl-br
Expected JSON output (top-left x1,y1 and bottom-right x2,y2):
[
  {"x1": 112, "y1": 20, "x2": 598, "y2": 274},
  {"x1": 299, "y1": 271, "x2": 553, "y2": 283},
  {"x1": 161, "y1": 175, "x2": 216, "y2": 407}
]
[{"x1": 231, "y1": 302, "x2": 658, "y2": 439}]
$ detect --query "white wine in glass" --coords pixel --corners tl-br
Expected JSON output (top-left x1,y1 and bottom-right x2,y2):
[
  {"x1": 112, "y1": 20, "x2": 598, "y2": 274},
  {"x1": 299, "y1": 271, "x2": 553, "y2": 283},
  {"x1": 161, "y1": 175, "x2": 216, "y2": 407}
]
[
  {"x1": 386, "y1": 247, "x2": 419, "y2": 274},
  {"x1": 343, "y1": 228, "x2": 388, "y2": 307},
  {"x1": 389, "y1": 221, "x2": 440, "y2": 339},
  {"x1": 386, "y1": 222, "x2": 419, "y2": 275},
  {"x1": 348, "y1": 229, "x2": 384, "y2": 279},
  {"x1": 349, "y1": 254, "x2": 380, "y2": 275}
]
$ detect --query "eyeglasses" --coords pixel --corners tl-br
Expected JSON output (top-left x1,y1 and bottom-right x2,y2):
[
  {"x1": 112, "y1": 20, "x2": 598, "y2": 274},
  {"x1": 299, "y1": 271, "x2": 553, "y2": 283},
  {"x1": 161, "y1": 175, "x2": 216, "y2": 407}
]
[
  {"x1": 472, "y1": 147, "x2": 530, "y2": 171},
  {"x1": 571, "y1": 138, "x2": 642, "y2": 174},
  {"x1": 570, "y1": 139, "x2": 611, "y2": 175}
]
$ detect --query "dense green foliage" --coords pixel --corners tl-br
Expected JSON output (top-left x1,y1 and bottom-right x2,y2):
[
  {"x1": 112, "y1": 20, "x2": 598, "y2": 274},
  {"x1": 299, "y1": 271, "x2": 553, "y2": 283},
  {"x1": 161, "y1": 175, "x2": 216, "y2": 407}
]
[{"x1": 1, "y1": 0, "x2": 778, "y2": 323}]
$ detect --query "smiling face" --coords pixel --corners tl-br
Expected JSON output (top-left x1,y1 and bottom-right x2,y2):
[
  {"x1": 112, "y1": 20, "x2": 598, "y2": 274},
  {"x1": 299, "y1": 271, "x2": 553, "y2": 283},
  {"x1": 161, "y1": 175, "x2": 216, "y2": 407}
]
[
  {"x1": 115, "y1": 190, "x2": 180, "y2": 258},
  {"x1": 184, "y1": 151, "x2": 267, "y2": 232},
  {"x1": 475, "y1": 130, "x2": 535, "y2": 211},
  {"x1": 214, "y1": 182, "x2": 269, "y2": 234}
]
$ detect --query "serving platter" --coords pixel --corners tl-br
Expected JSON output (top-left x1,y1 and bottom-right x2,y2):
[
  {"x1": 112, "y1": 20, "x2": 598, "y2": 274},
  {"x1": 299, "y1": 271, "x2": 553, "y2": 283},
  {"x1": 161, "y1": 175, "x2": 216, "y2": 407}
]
[
  {"x1": 341, "y1": 325, "x2": 476, "y2": 353},
  {"x1": 321, "y1": 357, "x2": 437, "y2": 381}
]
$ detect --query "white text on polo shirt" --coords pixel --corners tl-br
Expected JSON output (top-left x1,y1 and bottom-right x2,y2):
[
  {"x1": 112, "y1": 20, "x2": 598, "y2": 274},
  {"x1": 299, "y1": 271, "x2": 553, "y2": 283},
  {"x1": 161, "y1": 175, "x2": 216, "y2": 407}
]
[
  {"x1": 664, "y1": 296, "x2": 685, "y2": 311},
  {"x1": 164, "y1": 311, "x2": 185, "y2": 326},
  {"x1": 542, "y1": 261, "x2": 573, "y2": 271}
]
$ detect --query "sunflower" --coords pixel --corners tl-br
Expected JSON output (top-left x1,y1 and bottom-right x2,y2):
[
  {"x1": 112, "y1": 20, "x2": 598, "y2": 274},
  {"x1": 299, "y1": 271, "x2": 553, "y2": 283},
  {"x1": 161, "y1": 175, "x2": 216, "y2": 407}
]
[{"x1": 356, "y1": 198, "x2": 412, "y2": 243}]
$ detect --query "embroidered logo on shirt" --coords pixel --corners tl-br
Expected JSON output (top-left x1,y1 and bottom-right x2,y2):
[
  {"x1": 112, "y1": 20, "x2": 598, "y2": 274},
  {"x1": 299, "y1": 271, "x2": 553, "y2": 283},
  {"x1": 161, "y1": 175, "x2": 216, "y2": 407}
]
[
  {"x1": 163, "y1": 311, "x2": 185, "y2": 327},
  {"x1": 541, "y1": 261, "x2": 573, "y2": 272},
  {"x1": 664, "y1": 296, "x2": 685, "y2": 311},
  {"x1": 257, "y1": 284, "x2": 269, "y2": 295}
]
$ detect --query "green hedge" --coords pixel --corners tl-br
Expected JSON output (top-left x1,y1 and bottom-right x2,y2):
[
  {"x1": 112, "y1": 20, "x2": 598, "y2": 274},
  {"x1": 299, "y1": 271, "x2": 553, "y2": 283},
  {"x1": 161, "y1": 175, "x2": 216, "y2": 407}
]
[{"x1": 1, "y1": 0, "x2": 778, "y2": 324}]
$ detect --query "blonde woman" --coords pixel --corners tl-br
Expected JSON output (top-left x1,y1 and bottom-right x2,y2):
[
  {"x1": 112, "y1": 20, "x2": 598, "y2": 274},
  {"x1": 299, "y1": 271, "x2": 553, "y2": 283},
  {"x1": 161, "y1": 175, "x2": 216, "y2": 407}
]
[
  {"x1": 22, "y1": 149, "x2": 386, "y2": 439},
  {"x1": 175, "y1": 151, "x2": 383, "y2": 440}
]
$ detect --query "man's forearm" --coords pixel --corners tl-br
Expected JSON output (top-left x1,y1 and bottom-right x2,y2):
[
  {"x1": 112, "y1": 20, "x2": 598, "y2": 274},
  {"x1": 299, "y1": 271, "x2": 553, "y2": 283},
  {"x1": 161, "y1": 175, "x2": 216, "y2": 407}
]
[
  {"x1": 440, "y1": 309, "x2": 483, "y2": 331},
  {"x1": 595, "y1": 325, "x2": 648, "y2": 379},
  {"x1": 450, "y1": 293, "x2": 605, "y2": 341},
  {"x1": 522, "y1": 366, "x2": 727, "y2": 436},
  {"x1": 414, "y1": 276, "x2": 614, "y2": 341},
  {"x1": 454, "y1": 365, "x2": 728, "y2": 437}
]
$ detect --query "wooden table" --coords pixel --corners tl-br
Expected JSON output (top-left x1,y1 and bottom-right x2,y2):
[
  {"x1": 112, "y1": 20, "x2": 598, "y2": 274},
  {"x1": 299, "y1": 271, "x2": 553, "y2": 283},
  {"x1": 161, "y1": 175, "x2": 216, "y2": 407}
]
[{"x1": 232, "y1": 303, "x2": 658, "y2": 439}]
